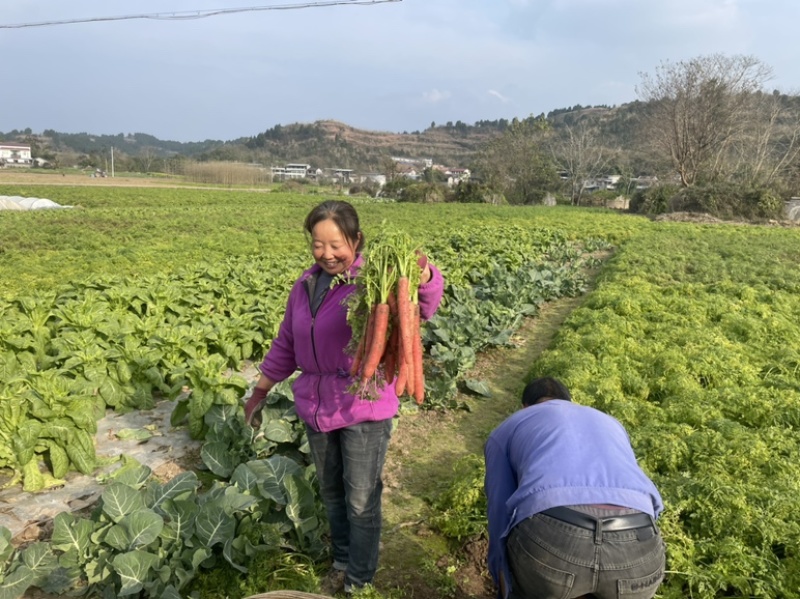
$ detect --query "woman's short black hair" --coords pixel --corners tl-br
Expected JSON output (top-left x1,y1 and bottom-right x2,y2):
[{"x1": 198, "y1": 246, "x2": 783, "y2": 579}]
[
  {"x1": 521, "y1": 377, "x2": 572, "y2": 406},
  {"x1": 304, "y1": 200, "x2": 364, "y2": 252}
]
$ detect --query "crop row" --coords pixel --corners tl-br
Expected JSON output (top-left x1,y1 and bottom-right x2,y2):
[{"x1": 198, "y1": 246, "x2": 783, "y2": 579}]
[{"x1": 432, "y1": 222, "x2": 800, "y2": 599}]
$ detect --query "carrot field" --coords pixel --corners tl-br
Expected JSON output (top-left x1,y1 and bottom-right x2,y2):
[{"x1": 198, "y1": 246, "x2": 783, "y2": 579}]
[{"x1": 1, "y1": 185, "x2": 799, "y2": 599}]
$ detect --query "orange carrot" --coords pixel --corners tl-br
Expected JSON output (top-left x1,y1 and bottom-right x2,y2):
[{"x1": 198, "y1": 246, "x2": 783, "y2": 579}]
[
  {"x1": 395, "y1": 351, "x2": 407, "y2": 396},
  {"x1": 403, "y1": 298, "x2": 416, "y2": 393},
  {"x1": 396, "y1": 277, "x2": 414, "y2": 388},
  {"x1": 383, "y1": 324, "x2": 399, "y2": 384},
  {"x1": 351, "y1": 306, "x2": 375, "y2": 377},
  {"x1": 412, "y1": 303, "x2": 425, "y2": 405},
  {"x1": 361, "y1": 303, "x2": 390, "y2": 380}
]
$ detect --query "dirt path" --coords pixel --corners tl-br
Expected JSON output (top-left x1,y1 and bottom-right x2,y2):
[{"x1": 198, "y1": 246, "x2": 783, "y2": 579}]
[{"x1": 378, "y1": 294, "x2": 587, "y2": 599}]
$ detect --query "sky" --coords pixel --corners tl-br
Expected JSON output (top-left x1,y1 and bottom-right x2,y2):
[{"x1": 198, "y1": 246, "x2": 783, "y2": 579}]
[{"x1": 1, "y1": 0, "x2": 799, "y2": 143}]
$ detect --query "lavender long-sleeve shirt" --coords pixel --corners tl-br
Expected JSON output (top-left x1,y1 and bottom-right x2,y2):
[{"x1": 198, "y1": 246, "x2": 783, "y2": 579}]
[{"x1": 484, "y1": 400, "x2": 663, "y2": 598}]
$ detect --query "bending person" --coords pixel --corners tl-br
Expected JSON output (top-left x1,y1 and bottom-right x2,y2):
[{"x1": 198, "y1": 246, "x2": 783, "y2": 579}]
[{"x1": 484, "y1": 377, "x2": 666, "y2": 599}]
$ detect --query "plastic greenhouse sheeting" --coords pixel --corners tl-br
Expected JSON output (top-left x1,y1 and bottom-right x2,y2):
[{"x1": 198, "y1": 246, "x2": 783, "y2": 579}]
[
  {"x1": 0, "y1": 197, "x2": 25, "y2": 210},
  {"x1": 0, "y1": 195, "x2": 69, "y2": 210}
]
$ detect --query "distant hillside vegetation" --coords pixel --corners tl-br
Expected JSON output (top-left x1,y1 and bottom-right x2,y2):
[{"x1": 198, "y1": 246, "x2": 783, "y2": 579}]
[
  {"x1": 224, "y1": 119, "x2": 506, "y2": 171},
  {"x1": 1, "y1": 106, "x2": 630, "y2": 172}
]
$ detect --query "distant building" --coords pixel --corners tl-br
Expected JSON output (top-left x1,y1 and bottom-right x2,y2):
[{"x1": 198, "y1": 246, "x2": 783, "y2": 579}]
[
  {"x1": 584, "y1": 174, "x2": 622, "y2": 192},
  {"x1": 432, "y1": 164, "x2": 471, "y2": 187},
  {"x1": 444, "y1": 167, "x2": 470, "y2": 187},
  {"x1": 394, "y1": 164, "x2": 420, "y2": 181},
  {"x1": 359, "y1": 173, "x2": 387, "y2": 187},
  {"x1": 0, "y1": 143, "x2": 33, "y2": 167},
  {"x1": 631, "y1": 176, "x2": 658, "y2": 190},
  {"x1": 325, "y1": 168, "x2": 354, "y2": 184},
  {"x1": 271, "y1": 163, "x2": 316, "y2": 181},
  {"x1": 391, "y1": 156, "x2": 433, "y2": 169}
]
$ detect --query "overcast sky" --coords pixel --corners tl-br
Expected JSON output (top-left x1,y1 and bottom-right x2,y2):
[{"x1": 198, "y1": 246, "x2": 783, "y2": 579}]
[{"x1": 1, "y1": 0, "x2": 798, "y2": 142}]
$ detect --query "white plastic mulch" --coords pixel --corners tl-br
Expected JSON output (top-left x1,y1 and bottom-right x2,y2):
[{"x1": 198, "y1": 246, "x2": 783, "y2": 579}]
[{"x1": 0, "y1": 195, "x2": 70, "y2": 210}]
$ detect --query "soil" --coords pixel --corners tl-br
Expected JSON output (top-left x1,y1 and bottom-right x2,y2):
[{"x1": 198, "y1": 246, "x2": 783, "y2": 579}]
[
  {"x1": 653, "y1": 210, "x2": 800, "y2": 227},
  {"x1": 0, "y1": 171, "x2": 183, "y2": 188}
]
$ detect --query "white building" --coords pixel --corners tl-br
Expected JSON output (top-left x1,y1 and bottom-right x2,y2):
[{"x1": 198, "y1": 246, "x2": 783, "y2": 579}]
[
  {"x1": 444, "y1": 167, "x2": 471, "y2": 187},
  {"x1": 325, "y1": 168, "x2": 354, "y2": 184},
  {"x1": 271, "y1": 163, "x2": 313, "y2": 181},
  {"x1": 0, "y1": 143, "x2": 33, "y2": 167},
  {"x1": 584, "y1": 174, "x2": 622, "y2": 192},
  {"x1": 391, "y1": 156, "x2": 433, "y2": 169},
  {"x1": 359, "y1": 173, "x2": 387, "y2": 187}
]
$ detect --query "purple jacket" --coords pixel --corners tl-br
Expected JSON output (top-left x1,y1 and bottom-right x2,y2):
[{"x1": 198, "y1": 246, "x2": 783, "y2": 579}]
[{"x1": 259, "y1": 254, "x2": 444, "y2": 432}]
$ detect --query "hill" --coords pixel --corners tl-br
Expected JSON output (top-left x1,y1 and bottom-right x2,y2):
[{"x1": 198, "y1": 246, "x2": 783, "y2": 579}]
[
  {"x1": 237, "y1": 119, "x2": 504, "y2": 171},
  {"x1": 0, "y1": 120, "x2": 507, "y2": 172},
  {"x1": 0, "y1": 107, "x2": 623, "y2": 172}
]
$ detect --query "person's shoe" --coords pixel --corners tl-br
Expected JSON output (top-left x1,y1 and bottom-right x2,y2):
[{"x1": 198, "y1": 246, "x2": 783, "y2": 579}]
[
  {"x1": 344, "y1": 581, "x2": 367, "y2": 596},
  {"x1": 321, "y1": 568, "x2": 346, "y2": 596}
]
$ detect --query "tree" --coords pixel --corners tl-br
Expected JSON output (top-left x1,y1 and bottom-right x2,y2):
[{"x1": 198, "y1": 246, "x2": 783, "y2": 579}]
[
  {"x1": 135, "y1": 146, "x2": 158, "y2": 173},
  {"x1": 547, "y1": 121, "x2": 609, "y2": 205},
  {"x1": 380, "y1": 156, "x2": 399, "y2": 182},
  {"x1": 731, "y1": 90, "x2": 800, "y2": 189},
  {"x1": 422, "y1": 167, "x2": 447, "y2": 184},
  {"x1": 637, "y1": 54, "x2": 773, "y2": 187},
  {"x1": 473, "y1": 116, "x2": 559, "y2": 204}
]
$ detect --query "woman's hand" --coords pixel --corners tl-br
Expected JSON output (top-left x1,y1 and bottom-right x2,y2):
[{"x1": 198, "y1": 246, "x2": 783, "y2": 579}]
[
  {"x1": 244, "y1": 387, "x2": 268, "y2": 428},
  {"x1": 417, "y1": 251, "x2": 431, "y2": 285},
  {"x1": 244, "y1": 374, "x2": 276, "y2": 429}
]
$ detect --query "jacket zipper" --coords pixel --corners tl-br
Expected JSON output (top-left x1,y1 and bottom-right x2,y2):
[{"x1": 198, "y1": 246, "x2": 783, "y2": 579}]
[
  {"x1": 310, "y1": 313, "x2": 323, "y2": 431},
  {"x1": 306, "y1": 276, "x2": 326, "y2": 431}
]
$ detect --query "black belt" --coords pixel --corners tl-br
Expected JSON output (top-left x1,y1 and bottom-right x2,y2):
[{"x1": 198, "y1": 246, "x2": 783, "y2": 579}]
[{"x1": 541, "y1": 506, "x2": 654, "y2": 533}]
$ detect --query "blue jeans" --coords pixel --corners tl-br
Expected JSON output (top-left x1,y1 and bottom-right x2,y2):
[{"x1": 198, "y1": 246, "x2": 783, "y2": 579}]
[
  {"x1": 507, "y1": 511, "x2": 665, "y2": 599},
  {"x1": 306, "y1": 418, "x2": 393, "y2": 588}
]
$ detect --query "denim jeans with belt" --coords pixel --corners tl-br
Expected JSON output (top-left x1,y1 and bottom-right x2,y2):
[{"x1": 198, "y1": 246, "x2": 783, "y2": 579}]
[
  {"x1": 507, "y1": 510, "x2": 666, "y2": 599},
  {"x1": 306, "y1": 418, "x2": 393, "y2": 588}
]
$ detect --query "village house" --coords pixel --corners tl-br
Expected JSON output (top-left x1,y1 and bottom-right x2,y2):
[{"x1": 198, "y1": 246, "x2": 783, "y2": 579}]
[
  {"x1": 583, "y1": 174, "x2": 622, "y2": 192},
  {"x1": 357, "y1": 173, "x2": 387, "y2": 187},
  {"x1": 430, "y1": 164, "x2": 472, "y2": 186},
  {"x1": 391, "y1": 156, "x2": 433, "y2": 169},
  {"x1": 324, "y1": 168, "x2": 354, "y2": 184},
  {"x1": 0, "y1": 142, "x2": 33, "y2": 167},
  {"x1": 270, "y1": 163, "x2": 321, "y2": 181},
  {"x1": 394, "y1": 163, "x2": 420, "y2": 181}
]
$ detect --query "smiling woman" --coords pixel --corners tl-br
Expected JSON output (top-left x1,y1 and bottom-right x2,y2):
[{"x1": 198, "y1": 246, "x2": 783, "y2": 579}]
[
  {"x1": 246, "y1": 198, "x2": 445, "y2": 594},
  {"x1": 306, "y1": 200, "x2": 363, "y2": 277}
]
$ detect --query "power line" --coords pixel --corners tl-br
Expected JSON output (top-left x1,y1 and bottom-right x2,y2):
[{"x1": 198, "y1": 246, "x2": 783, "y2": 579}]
[{"x1": 0, "y1": 0, "x2": 401, "y2": 29}]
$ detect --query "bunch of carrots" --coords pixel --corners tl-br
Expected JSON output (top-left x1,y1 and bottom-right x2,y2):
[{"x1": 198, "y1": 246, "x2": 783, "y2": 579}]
[{"x1": 347, "y1": 229, "x2": 427, "y2": 404}]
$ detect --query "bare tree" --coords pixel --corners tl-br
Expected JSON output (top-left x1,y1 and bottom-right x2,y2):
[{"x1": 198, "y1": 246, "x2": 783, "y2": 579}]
[
  {"x1": 637, "y1": 54, "x2": 773, "y2": 187},
  {"x1": 547, "y1": 121, "x2": 609, "y2": 205},
  {"x1": 472, "y1": 116, "x2": 559, "y2": 205},
  {"x1": 380, "y1": 156, "x2": 399, "y2": 182},
  {"x1": 138, "y1": 146, "x2": 158, "y2": 174},
  {"x1": 732, "y1": 90, "x2": 800, "y2": 188}
]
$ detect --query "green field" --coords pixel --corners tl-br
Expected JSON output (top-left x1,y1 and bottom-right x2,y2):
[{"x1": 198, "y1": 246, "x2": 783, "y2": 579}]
[{"x1": 1, "y1": 186, "x2": 799, "y2": 598}]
